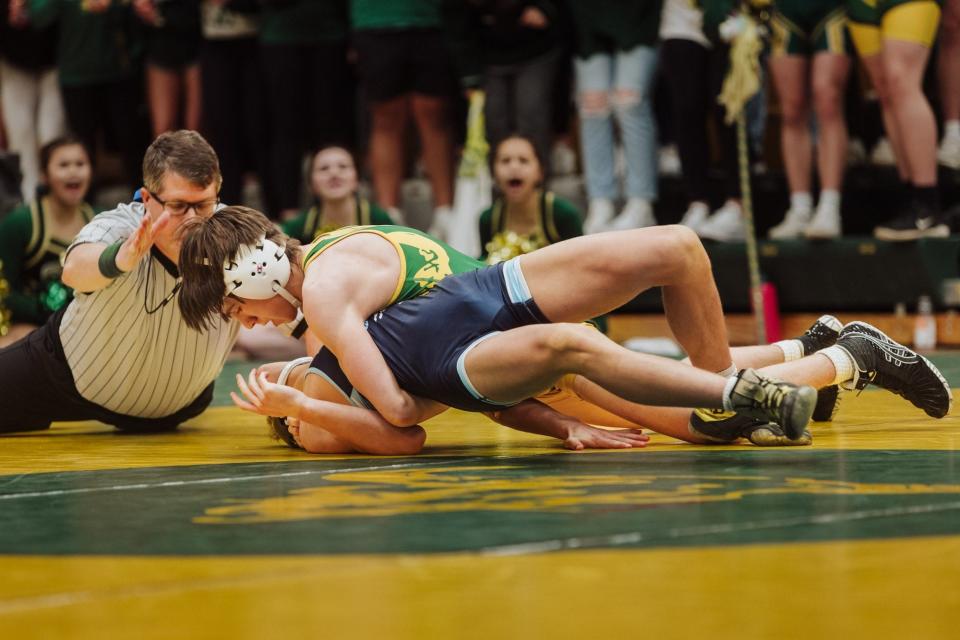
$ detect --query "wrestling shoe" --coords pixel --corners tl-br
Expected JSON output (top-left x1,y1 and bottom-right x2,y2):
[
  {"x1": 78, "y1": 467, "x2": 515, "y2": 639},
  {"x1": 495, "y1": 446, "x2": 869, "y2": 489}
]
[
  {"x1": 797, "y1": 315, "x2": 841, "y2": 355},
  {"x1": 725, "y1": 368, "x2": 817, "y2": 440},
  {"x1": 689, "y1": 409, "x2": 812, "y2": 446},
  {"x1": 835, "y1": 322, "x2": 953, "y2": 418},
  {"x1": 796, "y1": 315, "x2": 843, "y2": 422},
  {"x1": 812, "y1": 385, "x2": 841, "y2": 422}
]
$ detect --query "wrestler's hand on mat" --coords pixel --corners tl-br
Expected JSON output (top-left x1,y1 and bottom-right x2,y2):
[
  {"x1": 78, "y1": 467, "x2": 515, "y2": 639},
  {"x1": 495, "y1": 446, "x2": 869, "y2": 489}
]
[
  {"x1": 563, "y1": 422, "x2": 650, "y2": 451},
  {"x1": 116, "y1": 208, "x2": 172, "y2": 272},
  {"x1": 231, "y1": 370, "x2": 305, "y2": 419}
]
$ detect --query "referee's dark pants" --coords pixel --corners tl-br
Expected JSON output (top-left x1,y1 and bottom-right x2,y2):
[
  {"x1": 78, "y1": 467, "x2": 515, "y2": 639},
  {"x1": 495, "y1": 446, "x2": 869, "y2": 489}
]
[{"x1": 0, "y1": 309, "x2": 213, "y2": 434}]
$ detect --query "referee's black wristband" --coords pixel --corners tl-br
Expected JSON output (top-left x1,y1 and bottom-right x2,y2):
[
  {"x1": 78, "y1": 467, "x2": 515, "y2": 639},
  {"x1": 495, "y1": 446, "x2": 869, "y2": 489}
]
[{"x1": 97, "y1": 241, "x2": 127, "y2": 279}]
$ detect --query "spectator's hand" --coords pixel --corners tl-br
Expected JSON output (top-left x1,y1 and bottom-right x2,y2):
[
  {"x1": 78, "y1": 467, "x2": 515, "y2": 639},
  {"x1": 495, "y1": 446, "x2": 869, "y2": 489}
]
[
  {"x1": 115, "y1": 209, "x2": 171, "y2": 272},
  {"x1": 81, "y1": 0, "x2": 112, "y2": 14},
  {"x1": 519, "y1": 6, "x2": 548, "y2": 29},
  {"x1": 563, "y1": 423, "x2": 650, "y2": 451},
  {"x1": 8, "y1": 0, "x2": 29, "y2": 27},
  {"x1": 133, "y1": 0, "x2": 161, "y2": 25}
]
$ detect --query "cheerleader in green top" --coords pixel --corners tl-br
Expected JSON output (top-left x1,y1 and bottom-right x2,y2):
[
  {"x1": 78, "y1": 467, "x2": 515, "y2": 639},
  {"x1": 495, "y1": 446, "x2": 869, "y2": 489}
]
[
  {"x1": 0, "y1": 135, "x2": 95, "y2": 347},
  {"x1": 281, "y1": 146, "x2": 395, "y2": 243},
  {"x1": 479, "y1": 135, "x2": 582, "y2": 264},
  {"x1": 479, "y1": 135, "x2": 604, "y2": 331}
]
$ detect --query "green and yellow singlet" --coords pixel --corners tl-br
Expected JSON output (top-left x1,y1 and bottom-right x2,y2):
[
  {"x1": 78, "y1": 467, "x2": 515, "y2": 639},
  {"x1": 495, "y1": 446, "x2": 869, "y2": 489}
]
[{"x1": 301, "y1": 225, "x2": 484, "y2": 305}]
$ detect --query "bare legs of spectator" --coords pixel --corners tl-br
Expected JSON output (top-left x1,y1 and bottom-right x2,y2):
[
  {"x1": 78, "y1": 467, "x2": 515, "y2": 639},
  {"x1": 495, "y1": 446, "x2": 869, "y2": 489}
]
[
  {"x1": 0, "y1": 62, "x2": 66, "y2": 200},
  {"x1": 369, "y1": 93, "x2": 454, "y2": 226},
  {"x1": 768, "y1": 51, "x2": 850, "y2": 239},
  {"x1": 938, "y1": 0, "x2": 960, "y2": 168},
  {"x1": 368, "y1": 95, "x2": 408, "y2": 213},
  {"x1": 145, "y1": 63, "x2": 201, "y2": 138},
  {"x1": 858, "y1": 53, "x2": 912, "y2": 182},
  {"x1": 411, "y1": 94, "x2": 454, "y2": 210},
  {"x1": 866, "y1": 31, "x2": 945, "y2": 239}
]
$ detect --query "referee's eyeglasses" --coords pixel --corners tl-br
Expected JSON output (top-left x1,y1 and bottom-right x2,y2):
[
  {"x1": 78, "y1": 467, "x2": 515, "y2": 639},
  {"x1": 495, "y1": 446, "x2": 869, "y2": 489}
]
[{"x1": 146, "y1": 191, "x2": 219, "y2": 217}]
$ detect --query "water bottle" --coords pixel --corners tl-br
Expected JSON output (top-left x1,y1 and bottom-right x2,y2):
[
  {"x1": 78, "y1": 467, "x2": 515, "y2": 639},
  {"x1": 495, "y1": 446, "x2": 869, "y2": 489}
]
[{"x1": 914, "y1": 295, "x2": 937, "y2": 351}]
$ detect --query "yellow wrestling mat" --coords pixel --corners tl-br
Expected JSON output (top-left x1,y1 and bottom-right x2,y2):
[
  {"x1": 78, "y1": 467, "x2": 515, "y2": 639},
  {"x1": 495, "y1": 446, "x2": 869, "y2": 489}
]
[{"x1": 1, "y1": 383, "x2": 959, "y2": 638}]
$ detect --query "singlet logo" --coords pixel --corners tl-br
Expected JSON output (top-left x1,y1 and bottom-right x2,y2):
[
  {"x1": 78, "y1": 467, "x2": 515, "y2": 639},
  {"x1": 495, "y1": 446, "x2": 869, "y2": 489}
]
[{"x1": 391, "y1": 231, "x2": 453, "y2": 290}]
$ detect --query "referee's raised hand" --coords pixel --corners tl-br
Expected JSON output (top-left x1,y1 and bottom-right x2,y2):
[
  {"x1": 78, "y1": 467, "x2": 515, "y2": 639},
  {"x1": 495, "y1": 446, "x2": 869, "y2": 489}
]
[{"x1": 116, "y1": 209, "x2": 172, "y2": 273}]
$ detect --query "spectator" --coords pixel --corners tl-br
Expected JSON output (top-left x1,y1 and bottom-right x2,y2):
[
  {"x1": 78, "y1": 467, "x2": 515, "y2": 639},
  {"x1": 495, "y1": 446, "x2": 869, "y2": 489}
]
[
  {"x1": 767, "y1": 0, "x2": 851, "y2": 239},
  {"x1": 443, "y1": 0, "x2": 569, "y2": 173},
  {"x1": 0, "y1": 0, "x2": 66, "y2": 201},
  {"x1": 658, "y1": 0, "x2": 714, "y2": 231},
  {"x1": 351, "y1": 0, "x2": 457, "y2": 228},
  {"x1": 27, "y1": 0, "x2": 147, "y2": 191},
  {"x1": 938, "y1": 0, "x2": 960, "y2": 169},
  {"x1": 261, "y1": 0, "x2": 356, "y2": 221},
  {"x1": 0, "y1": 135, "x2": 94, "y2": 348},
  {"x1": 847, "y1": 0, "x2": 946, "y2": 240},
  {"x1": 479, "y1": 134, "x2": 582, "y2": 262},
  {"x1": 281, "y1": 145, "x2": 393, "y2": 244},
  {"x1": 570, "y1": 0, "x2": 663, "y2": 233},
  {"x1": 667, "y1": 0, "x2": 760, "y2": 242},
  {"x1": 133, "y1": 0, "x2": 202, "y2": 137},
  {"x1": 199, "y1": 0, "x2": 264, "y2": 209}
]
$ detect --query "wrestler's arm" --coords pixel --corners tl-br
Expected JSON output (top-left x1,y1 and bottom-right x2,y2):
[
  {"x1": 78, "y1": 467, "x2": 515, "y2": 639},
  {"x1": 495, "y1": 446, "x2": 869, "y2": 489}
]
[
  {"x1": 302, "y1": 279, "x2": 444, "y2": 426},
  {"x1": 234, "y1": 370, "x2": 428, "y2": 455},
  {"x1": 490, "y1": 399, "x2": 650, "y2": 450}
]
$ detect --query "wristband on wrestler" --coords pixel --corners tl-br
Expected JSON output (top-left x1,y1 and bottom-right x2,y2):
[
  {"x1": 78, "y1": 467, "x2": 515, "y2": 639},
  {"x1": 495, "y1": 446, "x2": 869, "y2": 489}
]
[{"x1": 97, "y1": 241, "x2": 127, "y2": 279}]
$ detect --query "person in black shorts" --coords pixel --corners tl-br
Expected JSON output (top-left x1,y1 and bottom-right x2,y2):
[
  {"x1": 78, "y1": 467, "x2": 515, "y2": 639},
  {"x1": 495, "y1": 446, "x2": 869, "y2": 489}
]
[{"x1": 351, "y1": 0, "x2": 458, "y2": 228}]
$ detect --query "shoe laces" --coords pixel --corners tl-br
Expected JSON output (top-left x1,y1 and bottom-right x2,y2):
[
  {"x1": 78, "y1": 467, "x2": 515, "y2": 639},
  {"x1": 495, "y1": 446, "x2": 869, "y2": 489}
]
[{"x1": 755, "y1": 378, "x2": 787, "y2": 412}]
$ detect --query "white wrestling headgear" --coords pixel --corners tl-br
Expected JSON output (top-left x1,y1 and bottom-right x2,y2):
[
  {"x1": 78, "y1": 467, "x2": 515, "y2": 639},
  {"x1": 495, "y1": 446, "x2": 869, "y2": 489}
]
[{"x1": 223, "y1": 236, "x2": 301, "y2": 309}]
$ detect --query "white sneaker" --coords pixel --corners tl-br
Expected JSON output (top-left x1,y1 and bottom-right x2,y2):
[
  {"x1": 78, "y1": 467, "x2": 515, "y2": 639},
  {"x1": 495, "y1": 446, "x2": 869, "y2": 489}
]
[
  {"x1": 608, "y1": 198, "x2": 656, "y2": 231},
  {"x1": 584, "y1": 198, "x2": 615, "y2": 234},
  {"x1": 551, "y1": 141, "x2": 578, "y2": 176},
  {"x1": 698, "y1": 201, "x2": 746, "y2": 241},
  {"x1": 804, "y1": 205, "x2": 842, "y2": 239},
  {"x1": 847, "y1": 138, "x2": 868, "y2": 166},
  {"x1": 937, "y1": 134, "x2": 960, "y2": 170},
  {"x1": 768, "y1": 207, "x2": 812, "y2": 239},
  {"x1": 658, "y1": 144, "x2": 681, "y2": 176},
  {"x1": 871, "y1": 137, "x2": 897, "y2": 166},
  {"x1": 427, "y1": 205, "x2": 452, "y2": 240},
  {"x1": 386, "y1": 206, "x2": 406, "y2": 225},
  {"x1": 679, "y1": 201, "x2": 710, "y2": 231}
]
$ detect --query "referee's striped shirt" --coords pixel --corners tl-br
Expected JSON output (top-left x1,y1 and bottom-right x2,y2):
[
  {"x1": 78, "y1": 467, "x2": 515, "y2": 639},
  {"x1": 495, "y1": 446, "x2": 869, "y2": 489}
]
[{"x1": 61, "y1": 202, "x2": 239, "y2": 418}]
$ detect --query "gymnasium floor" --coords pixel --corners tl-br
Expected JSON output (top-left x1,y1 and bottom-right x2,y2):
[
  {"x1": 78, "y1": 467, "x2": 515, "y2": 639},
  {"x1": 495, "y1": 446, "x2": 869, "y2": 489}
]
[{"x1": 1, "y1": 357, "x2": 959, "y2": 639}]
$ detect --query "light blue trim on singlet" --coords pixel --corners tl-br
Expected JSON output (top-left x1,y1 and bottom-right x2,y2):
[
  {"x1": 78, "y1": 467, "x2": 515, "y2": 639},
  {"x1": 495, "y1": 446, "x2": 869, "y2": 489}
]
[
  {"x1": 455, "y1": 332, "x2": 517, "y2": 407},
  {"x1": 454, "y1": 258, "x2": 535, "y2": 407},
  {"x1": 502, "y1": 257, "x2": 532, "y2": 304},
  {"x1": 304, "y1": 368, "x2": 374, "y2": 409}
]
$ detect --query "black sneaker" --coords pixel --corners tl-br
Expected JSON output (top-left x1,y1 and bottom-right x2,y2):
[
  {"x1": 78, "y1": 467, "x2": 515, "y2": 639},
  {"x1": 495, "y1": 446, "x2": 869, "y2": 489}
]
[
  {"x1": 812, "y1": 384, "x2": 841, "y2": 422},
  {"x1": 836, "y1": 321, "x2": 953, "y2": 418},
  {"x1": 689, "y1": 409, "x2": 812, "y2": 446},
  {"x1": 797, "y1": 315, "x2": 841, "y2": 355},
  {"x1": 795, "y1": 314, "x2": 844, "y2": 421},
  {"x1": 725, "y1": 368, "x2": 818, "y2": 439},
  {"x1": 874, "y1": 207, "x2": 949, "y2": 241}
]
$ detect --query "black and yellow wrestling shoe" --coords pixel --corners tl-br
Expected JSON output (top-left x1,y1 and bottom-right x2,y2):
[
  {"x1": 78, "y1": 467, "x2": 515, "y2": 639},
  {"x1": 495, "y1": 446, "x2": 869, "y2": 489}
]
[
  {"x1": 724, "y1": 368, "x2": 817, "y2": 440},
  {"x1": 689, "y1": 408, "x2": 812, "y2": 446},
  {"x1": 836, "y1": 321, "x2": 953, "y2": 418},
  {"x1": 797, "y1": 315, "x2": 843, "y2": 422}
]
